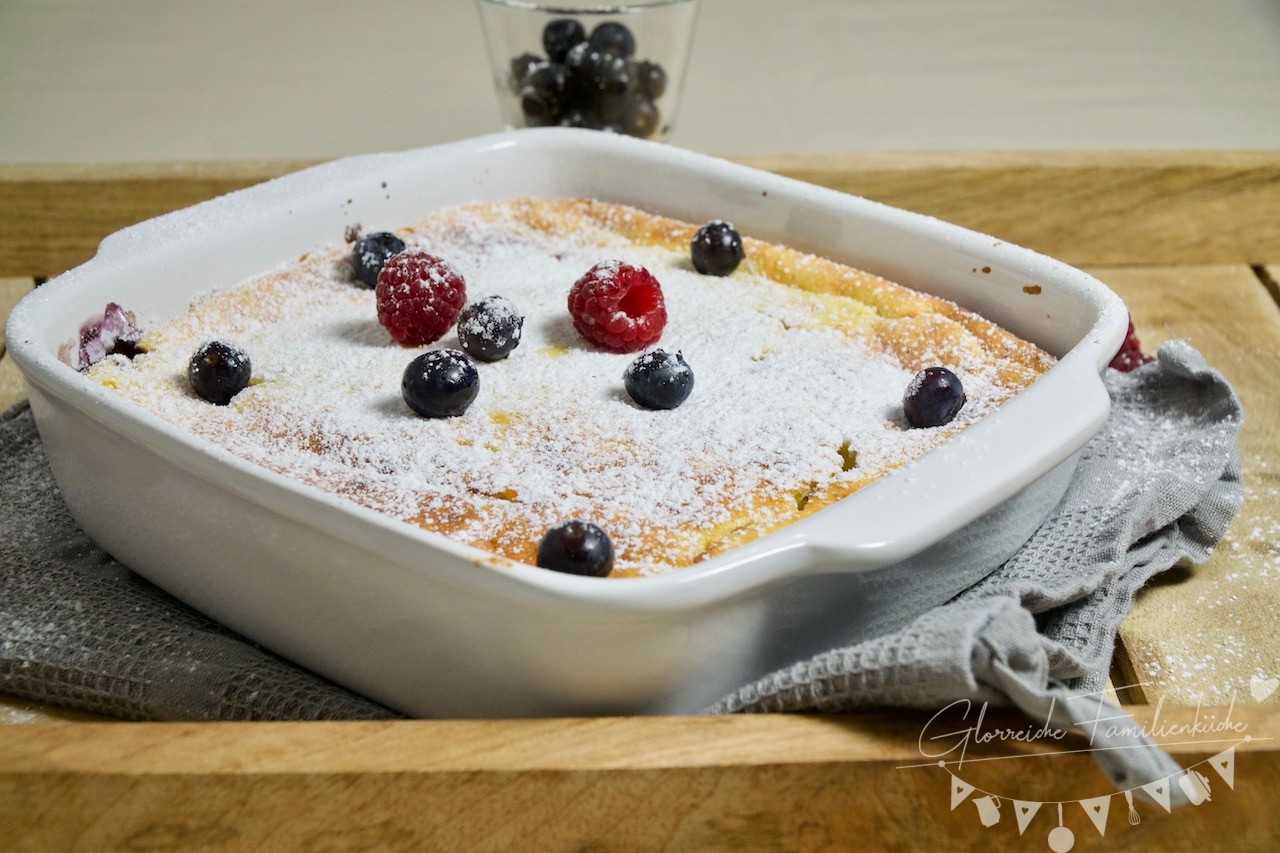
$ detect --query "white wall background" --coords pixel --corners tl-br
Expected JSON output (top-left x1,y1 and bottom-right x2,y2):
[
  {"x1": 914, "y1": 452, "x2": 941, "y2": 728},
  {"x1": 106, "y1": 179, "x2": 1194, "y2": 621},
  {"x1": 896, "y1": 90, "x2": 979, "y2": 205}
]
[{"x1": 2, "y1": 0, "x2": 1278, "y2": 162}]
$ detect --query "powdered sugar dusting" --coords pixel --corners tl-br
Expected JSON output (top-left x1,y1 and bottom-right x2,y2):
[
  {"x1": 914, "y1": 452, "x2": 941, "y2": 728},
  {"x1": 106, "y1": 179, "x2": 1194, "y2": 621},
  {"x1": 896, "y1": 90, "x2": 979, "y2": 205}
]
[
  {"x1": 1129, "y1": 450, "x2": 1280, "y2": 704},
  {"x1": 89, "y1": 201, "x2": 1039, "y2": 576}
]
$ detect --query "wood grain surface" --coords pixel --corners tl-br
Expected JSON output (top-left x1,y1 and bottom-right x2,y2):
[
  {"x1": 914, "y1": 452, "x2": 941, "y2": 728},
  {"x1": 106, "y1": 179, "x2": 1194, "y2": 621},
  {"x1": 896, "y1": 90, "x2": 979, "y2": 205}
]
[
  {"x1": 739, "y1": 151, "x2": 1280, "y2": 267},
  {"x1": 0, "y1": 277, "x2": 34, "y2": 350},
  {"x1": 3, "y1": 152, "x2": 1279, "y2": 279},
  {"x1": 2, "y1": 708, "x2": 1278, "y2": 850},
  {"x1": 0, "y1": 278, "x2": 35, "y2": 409}
]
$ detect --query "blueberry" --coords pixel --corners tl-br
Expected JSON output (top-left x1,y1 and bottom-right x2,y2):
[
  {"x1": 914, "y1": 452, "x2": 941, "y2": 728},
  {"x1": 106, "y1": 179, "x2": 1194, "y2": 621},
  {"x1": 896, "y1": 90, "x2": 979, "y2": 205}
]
[
  {"x1": 457, "y1": 295, "x2": 524, "y2": 362},
  {"x1": 188, "y1": 340, "x2": 251, "y2": 406},
  {"x1": 624, "y1": 349, "x2": 694, "y2": 410},
  {"x1": 903, "y1": 367, "x2": 966, "y2": 428},
  {"x1": 520, "y1": 62, "x2": 571, "y2": 125},
  {"x1": 542, "y1": 18, "x2": 586, "y2": 64},
  {"x1": 402, "y1": 349, "x2": 480, "y2": 418},
  {"x1": 591, "y1": 51, "x2": 632, "y2": 97},
  {"x1": 588, "y1": 22, "x2": 635, "y2": 59},
  {"x1": 521, "y1": 95, "x2": 559, "y2": 126},
  {"x1": 536, "y1": 519, "x2": 614, "y2": 577},
  {"x1": 351, "y1": 232, "x2": 406, "y2": 288},
  {"x1": 691, "y1": 221, "x2": 745, "y2": 276},
  {"x1": 598, "y1": 90, "x2": 630, "y2": 124},
  {"x1": 635, "y1": 60, "x2": 667, "y2": 99},
  {"x1": 559, "y1": 106, "x2": 603, "y2": 129},
  {"x1": 564, "y1": 42, "x2": 603, "y2": 85},
  {"x1": 620, "y1": 96, "x2": 659, "y2": 138},
  {"x1": 508, "y1": 52, "x2": 542, "y2": 91}
]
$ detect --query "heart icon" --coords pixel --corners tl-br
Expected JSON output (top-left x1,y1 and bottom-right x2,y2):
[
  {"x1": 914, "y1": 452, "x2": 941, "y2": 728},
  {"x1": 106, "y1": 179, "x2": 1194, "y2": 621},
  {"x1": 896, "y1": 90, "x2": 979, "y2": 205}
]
[{"x1": 1251, "y1": 675, "x2": 1279, "y2": 702}]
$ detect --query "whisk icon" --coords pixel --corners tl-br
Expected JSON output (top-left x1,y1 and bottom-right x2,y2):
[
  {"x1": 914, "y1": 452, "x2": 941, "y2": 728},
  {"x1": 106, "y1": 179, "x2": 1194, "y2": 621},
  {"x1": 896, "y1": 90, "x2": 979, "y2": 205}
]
[{"x1": 1124, "y1": 790, "x2": 1140, "y2": 825}]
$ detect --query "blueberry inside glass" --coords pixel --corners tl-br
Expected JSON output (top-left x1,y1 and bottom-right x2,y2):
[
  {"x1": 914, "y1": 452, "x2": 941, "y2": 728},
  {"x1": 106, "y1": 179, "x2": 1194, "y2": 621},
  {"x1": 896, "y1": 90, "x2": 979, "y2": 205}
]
[
  {"x1": 507, "y1": 17, "x2": 666, "y2": 139},
  {"x1": 542, "y1": 18, "x2": 585, "y2": 63}
]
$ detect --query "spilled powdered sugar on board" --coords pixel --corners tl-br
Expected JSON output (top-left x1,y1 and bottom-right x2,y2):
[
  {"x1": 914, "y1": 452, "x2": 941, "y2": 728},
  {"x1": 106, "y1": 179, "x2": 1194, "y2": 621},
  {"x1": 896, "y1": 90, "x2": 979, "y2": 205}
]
[
  {"x1": 88, "y1": 201, "x2": 1038, "y2": 576},
  {"x1": 1127, "y1": 450, "x2": 1280, "y2": 704}
]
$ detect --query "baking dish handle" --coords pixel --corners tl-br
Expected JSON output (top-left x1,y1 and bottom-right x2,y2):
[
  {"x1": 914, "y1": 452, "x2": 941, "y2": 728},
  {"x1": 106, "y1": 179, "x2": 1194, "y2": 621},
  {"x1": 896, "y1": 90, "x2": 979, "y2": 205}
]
[{"x1": 795, "y1": 353, "x2": 1111, "y2": 574}]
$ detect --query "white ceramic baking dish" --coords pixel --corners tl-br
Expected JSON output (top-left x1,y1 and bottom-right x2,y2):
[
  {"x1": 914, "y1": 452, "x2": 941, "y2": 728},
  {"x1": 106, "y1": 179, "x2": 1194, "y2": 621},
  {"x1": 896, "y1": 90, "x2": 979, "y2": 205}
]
[{"x1": 6, "y1": 130, "x2": 1128, "y2": 717}]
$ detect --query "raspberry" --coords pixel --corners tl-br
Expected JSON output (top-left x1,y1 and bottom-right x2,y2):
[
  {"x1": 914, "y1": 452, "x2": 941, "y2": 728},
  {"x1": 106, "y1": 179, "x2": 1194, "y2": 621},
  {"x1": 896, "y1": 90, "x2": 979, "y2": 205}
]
[
  {"x1": 1109, "y1": 318, "x2": 1154, "y2": 372},
  {"x1": 567, "y1": 261, "x2": 667, "y2": 352},
  {"x1": 375, "y1": 250, "x2": 467, "y2": 346}
]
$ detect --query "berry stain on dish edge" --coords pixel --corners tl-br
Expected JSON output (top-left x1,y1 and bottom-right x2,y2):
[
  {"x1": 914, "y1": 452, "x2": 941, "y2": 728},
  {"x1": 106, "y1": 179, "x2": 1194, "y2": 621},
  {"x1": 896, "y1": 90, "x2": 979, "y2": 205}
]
[{"x1": 76, "y1": 198, "x2": 1056, "y2": 577}]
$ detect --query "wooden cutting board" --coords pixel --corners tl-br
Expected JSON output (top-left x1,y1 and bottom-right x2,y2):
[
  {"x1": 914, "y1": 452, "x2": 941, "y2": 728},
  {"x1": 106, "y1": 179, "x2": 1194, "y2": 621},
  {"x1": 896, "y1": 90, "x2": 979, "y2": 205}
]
[{"x1": 2, "y1": 152, "x2": 1278, "y2": 848}]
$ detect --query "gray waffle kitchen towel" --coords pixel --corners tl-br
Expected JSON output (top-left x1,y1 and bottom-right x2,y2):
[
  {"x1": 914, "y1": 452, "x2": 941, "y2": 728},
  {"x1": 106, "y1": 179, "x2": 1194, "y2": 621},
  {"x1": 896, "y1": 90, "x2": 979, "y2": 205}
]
[{"x1": 0, "y1": 341, "x2": 1243, "y2": 788}]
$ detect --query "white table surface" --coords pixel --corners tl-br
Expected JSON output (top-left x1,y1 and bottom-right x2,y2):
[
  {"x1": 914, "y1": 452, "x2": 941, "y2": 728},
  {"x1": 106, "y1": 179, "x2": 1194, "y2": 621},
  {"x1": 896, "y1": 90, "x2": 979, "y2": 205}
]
[{"x1": 2, "y1": 0, "x2": 1278, "y2": 161}]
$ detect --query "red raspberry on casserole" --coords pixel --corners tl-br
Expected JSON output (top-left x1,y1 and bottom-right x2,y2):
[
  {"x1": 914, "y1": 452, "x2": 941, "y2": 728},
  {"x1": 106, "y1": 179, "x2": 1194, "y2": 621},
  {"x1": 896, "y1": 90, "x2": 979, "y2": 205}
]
[
  {"x1": 376, "y1": 250, "x2": 467, "y2": 346},
  {"x1": 568, "y1": 260, "x2": 667, "y2": 353},
  {"x1": 1109, "y1": 317, "x2": 1154, "y2": 372}
]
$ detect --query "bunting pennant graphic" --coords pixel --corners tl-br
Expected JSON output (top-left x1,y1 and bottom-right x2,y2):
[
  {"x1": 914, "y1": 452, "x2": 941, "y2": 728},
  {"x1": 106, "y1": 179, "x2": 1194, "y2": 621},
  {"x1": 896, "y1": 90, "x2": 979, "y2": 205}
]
[
  {"x1": 1209, "y1": 747, "x2": 1236, "y2": 789},
  {"x1": 972, "y1": 796, "x2": 1002, "y2": 827},
  {"x1": 922, "y1": 735, "x2": 1253, "y2": 839},
  {"x1": 949, "y1": 774, "x2": 976, "y2": 810},
  {"x1": 1179, "y1": 770, "x2": 1212, "y2": 805},
  {"x1": 1012, "y1": 800, "x2": 1042, "y2": 835},
  {"x1": 1139, "y1": 778, "x2": 1172, "y2": 812},
  {"x1": 1079, "y1": 795, "x2": 1111, "y2": 836}
]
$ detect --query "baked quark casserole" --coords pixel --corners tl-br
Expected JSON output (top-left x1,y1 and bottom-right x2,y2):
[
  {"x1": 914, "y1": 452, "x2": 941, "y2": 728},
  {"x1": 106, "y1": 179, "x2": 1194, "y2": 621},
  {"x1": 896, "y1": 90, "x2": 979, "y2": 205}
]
[{"x1": 81, "y1": 198, "x2": 1055, "y2": 577}]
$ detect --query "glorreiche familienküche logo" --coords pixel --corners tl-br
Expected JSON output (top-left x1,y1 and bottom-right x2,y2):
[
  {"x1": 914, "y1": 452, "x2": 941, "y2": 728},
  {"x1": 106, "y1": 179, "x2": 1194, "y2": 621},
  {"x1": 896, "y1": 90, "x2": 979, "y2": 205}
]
[{"x1": 897, "y1": 681, "x2": 1267, "y2": 850}]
